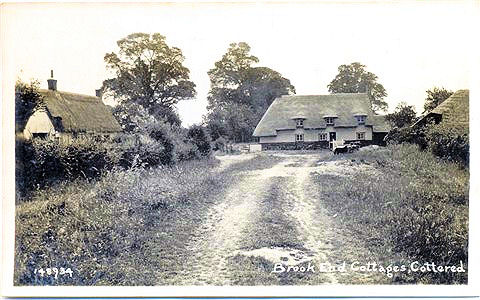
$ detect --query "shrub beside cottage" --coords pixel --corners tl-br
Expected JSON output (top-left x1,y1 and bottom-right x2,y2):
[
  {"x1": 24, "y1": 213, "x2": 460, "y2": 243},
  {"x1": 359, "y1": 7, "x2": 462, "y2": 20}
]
[{"x1": 385, "y1": 89, "x2": 469, "y2": 166}]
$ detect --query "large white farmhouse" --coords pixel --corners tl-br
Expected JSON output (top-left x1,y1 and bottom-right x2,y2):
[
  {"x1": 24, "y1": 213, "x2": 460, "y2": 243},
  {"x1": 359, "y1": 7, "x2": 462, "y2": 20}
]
[{"x1": 252, "y1": 93, "x2": 390, "y2": 150}]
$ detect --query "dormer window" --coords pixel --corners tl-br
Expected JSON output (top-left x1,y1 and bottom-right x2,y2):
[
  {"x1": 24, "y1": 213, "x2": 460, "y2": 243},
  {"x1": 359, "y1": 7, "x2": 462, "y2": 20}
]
[
  {"x1": 296, "y1": 119, "x2": 304, "y2": 128},
  {"x1": 356, "y1": 115, "x2": 367, "y2": 125},
  {"x1": 325, "y1": 117, "x2": 335, "y2": 126}
]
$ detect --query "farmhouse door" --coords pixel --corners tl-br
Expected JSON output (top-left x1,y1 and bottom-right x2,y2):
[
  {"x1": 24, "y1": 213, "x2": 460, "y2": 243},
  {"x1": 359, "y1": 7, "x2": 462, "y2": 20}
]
[{"x1": 329, "y1": 132, "x2": 336, "y2": 149}]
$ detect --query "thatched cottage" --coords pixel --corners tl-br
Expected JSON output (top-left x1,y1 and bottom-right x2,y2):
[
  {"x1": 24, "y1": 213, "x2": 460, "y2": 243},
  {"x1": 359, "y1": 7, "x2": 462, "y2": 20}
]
[
  {"x1": 413, "y1": 89, "x2": 469, "y2": 132},
  {"x1": 252, "y1": 93, "x2": 390, "y2": 150},
  {"x1": 22, "y1": 74, "x2": 122, "y2": 140}
]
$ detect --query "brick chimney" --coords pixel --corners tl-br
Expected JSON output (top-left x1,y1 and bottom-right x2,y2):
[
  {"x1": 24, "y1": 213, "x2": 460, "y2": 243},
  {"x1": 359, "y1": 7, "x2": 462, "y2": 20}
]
[{"x1": 47, "y1": 70, "x2": 57, "y2": 91}]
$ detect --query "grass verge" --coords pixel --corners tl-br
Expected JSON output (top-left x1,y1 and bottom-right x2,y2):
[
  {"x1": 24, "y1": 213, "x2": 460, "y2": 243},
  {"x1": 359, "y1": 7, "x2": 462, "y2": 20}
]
[
  {"x1": 312, "y1": 143, "x2": 468, "y2": 284},
  {"x1": 14, "y1": 153, "x2": 282, "y2": 285}
]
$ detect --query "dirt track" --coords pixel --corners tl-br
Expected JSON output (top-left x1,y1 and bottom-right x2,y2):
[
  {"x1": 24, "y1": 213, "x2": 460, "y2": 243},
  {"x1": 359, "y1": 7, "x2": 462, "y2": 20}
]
[{"x1": 166, "y1": 152, "x2": 388, "y2": 285}]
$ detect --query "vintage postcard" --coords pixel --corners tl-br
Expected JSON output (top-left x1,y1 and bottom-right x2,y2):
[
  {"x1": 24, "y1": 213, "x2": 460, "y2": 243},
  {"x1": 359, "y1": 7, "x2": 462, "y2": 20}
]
[{"x1": 1, "y1": 0, "x2": 479, "y2": 297}]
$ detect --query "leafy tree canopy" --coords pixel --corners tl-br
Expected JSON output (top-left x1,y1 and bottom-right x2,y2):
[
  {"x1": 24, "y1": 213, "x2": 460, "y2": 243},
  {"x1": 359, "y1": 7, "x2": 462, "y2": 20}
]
[
  {"x1": 103, "y1": 33, "x2": 196, "y2": 129},
  {"x1": 205, "y1": 42, "x2": 295, "y2": 142},
  {"x1": 327, "y1": 62, "x2": 388, "y2": 113},
  {"x1": 423, "y1": 87, "x2": 453, "y2": 114},
  {"x1": 208, "y1": 42, "x2": 259, "y2": 89},
  {"x1": 15, "y1": 79, "x2": 45, "y2": 132},
  {"x1": 385, "y1": 101, "x2": 417, "y2": 128}
]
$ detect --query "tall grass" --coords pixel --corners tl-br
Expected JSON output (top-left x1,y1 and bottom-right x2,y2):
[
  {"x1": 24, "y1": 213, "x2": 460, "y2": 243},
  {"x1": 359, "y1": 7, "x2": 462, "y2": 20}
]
[
  {"x1": 14, "y1": 153, "x2": 281, "y2": 285},
  {"x1": 15, "y1": 158, "x2": 224, "y2": 285},
  {"x1": 315, "y1": 144, "x2": 468, "y2": 284}
]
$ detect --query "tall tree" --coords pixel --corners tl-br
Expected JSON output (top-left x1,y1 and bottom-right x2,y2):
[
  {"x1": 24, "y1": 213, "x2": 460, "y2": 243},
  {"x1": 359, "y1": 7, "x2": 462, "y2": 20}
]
[
  {"x1": 385, "y1": 102, "x2": 417, "y2": 128},
  {"x1": 423, "y1": 87, "x2": 453, "y2": 114},
  {"x1": 103, "y1": 33, "x2": 196, "y2": 130},
  {"x1": 327, "y1": 62, "x2": 388, "y2": 112},
  {"x1": 208, "y1": 42, "x2": 259, "y2": 93},
  {"x1": 205, "y1": 42, "x2": 295, "y2": 142}
]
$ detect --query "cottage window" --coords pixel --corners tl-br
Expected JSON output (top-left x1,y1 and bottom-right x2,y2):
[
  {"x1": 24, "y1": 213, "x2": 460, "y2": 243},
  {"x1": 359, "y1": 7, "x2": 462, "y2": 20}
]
[
  {"x1": 325, "y1": 117, "x2": 334, "y2": 125},
  {"x1": 296, "y1": 119, "x2": 304, "y2": 128},
  {"x1": 32, "y1": 133, "x2": 48, "y2": 139},
  {"x1": 356, "y1": 115, "x2": 367, "y2": 124},
  {"x1": 295, "y1": 134, "x2": 304, "y2": 142},
  {"x1": 357, "y1": 132, "x2": 365, "y2": 140},
  {"x1": 318, "y1": 133, "x2": 328, "y2": 141}
]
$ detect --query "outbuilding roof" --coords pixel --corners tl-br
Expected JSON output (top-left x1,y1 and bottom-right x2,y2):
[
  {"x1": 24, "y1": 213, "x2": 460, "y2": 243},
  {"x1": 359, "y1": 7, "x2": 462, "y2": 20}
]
[
  {"x1": 413, "y1": 89, "x2": 469, "y2": 132},
  {"x1": 253, "y1": 93, "x2": 388, "y2": 137},
  {"x1": 430, "y1": 89, "x2": 469, "y2": 130},
  {"x1": 38, "y1": 89, "x2": 122, "y2": 133}
]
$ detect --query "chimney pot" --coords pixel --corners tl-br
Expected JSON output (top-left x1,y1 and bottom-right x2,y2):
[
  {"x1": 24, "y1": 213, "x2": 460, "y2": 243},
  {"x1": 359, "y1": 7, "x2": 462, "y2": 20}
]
[{"x1": 47, "y1": 70, "x2": 57, "y2": 91}]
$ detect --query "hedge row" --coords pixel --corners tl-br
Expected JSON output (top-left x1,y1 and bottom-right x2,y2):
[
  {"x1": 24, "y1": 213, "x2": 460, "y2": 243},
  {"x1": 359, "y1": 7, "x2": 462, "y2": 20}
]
[
  {"x1": 16, "y1": 123, "x2": 212, "y2": 199},
  {"x1": 385, "y1": 123, "x2": 468, "y2": 167}
]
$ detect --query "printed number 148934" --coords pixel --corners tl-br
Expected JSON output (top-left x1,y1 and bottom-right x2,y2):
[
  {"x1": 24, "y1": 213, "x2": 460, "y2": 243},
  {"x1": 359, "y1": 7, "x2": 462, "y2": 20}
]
[{"x1": 34, "y1": 267, "x2": 73, "y2": 279}]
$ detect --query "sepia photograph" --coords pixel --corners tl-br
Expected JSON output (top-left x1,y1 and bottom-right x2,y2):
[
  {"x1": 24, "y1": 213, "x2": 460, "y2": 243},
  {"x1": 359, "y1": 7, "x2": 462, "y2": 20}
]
[{"x1": 1, "y1": 0, "x2": 479, "y2": 297}]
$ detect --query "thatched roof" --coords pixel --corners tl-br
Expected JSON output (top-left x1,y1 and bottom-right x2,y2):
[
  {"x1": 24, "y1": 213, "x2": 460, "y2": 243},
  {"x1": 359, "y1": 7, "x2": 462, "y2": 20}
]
[
  {"x1": 38, "y1": 89, "x2": 122, "y2": 133},
  {"x1": 414, "y1": 89, "x2": 469, "y2": 131},
  {"x1": 253, "y1": 93, "x2": 389, "y2": 137},
  {"x1": 430, "y1": 89, "x2": 469, "y2": 130}
]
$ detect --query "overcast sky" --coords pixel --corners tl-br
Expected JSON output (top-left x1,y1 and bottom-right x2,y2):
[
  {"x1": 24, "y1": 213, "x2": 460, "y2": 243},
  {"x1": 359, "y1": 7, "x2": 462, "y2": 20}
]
[{"x1": 2, "y1": 1, "x2": 476, "y2": 126}]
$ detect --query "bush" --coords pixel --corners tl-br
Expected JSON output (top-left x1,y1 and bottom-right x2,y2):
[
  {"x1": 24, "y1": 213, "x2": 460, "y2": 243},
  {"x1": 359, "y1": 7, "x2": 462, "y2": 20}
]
[
  {"x1": 426, "y1": 124, "x2": 469, "y2": 166},
  {"x1": 385, "y1": 126, "x2": 428, "y2": 150},
  {"x1": 16, "y1": 138, "x2": 62, "y2": 194},
  {"x1": 144, "y1": 120, "x2": 211, "y2": 163},
  {"x1": 144, "y1": 121, "x2": 180, "y2": 165},
  {"x1": 187, "y1": 125, "x2": 212, "y2": 157},
  {"x1": 385, "y1": 123, "x2": 469, "y2": 167},
  {"x1": 16, "y1": 119, "x2": 214, "y2": 198},
  {"x1": 114, "y1": 133, "x2": 165, "y2": 169},
  {"x1": 175, "y1": 140, "x2": 200, "y2": 161},
  {"x1": 213, "y1": 136, "x2": 227, "y2": 152},
  {"x1": 16, "y1": 137, "x2": 120, "y2": 197},
  {"x1": 58, "y1": 138, "x2": 119, "y2": 179}
]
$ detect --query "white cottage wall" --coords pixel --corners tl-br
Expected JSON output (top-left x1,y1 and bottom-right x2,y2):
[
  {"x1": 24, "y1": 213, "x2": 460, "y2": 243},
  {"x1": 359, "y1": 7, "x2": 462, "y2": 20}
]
[
  {"x1": 259, "y1": 126, "x2": 373, "y2": 143},
  {"x1": 329, "y1": 126, "x2": 373, "y2": 141},
  {"x1": 23, "y1": 110, "x2": 55, "y2": 139}
]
